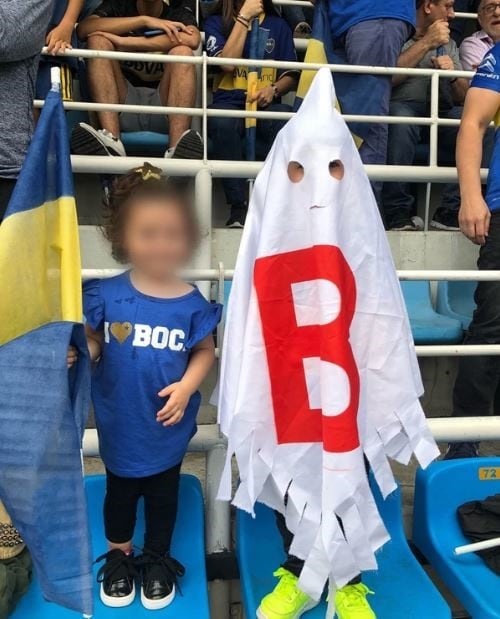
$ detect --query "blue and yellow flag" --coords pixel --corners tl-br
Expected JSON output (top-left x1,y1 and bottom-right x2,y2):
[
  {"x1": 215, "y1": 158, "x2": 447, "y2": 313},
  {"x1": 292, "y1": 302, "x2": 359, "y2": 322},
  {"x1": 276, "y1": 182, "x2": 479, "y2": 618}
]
[
  {"x1": 0, "y1": 84, "x2": 93, "y2": 615},
  {"x1": 246, "y1": 17, "x2": 270, "y2": 161},
  {"x1": 295, "y1": 0, "x2": 387, "y2": 147}
]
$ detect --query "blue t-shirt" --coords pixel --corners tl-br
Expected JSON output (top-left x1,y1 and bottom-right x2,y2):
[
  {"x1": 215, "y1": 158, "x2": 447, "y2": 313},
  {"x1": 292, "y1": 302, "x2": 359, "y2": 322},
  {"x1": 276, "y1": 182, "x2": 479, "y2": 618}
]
[
  {"x1": 328, "y1": 0, "x2": 415, "y2": 40},
  {"x1": 83, "y1": 273, "x2": 222, "y2": 477},
  {"x1": 471, "y1": 44, "x2": 500, "y2": 212},
  {"x1": 204, "y1": 14, "x2": 297, "y2": 107}
]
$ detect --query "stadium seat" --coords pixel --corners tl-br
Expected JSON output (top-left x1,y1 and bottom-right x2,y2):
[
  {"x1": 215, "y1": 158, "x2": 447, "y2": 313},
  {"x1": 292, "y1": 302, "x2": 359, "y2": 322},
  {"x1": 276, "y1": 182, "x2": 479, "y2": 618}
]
[
  {"x1": 237, "y1": 477, "x2": 451, "y2": 619},
  {"x1": 413, "y1": 458, "x2": 500, "y2": 619},
  {"x1": 436, "y1": 281, "x2": 476, "y2": 331},
  {"x1": 121, "y1": 132, "x2": 169, "y2": 157},
  {"x1": 400, "y1": 281, "x2": 463, "y2": 344},
  {"x1": 11, "y1": 474, "x2": 209, "y2": 619}
]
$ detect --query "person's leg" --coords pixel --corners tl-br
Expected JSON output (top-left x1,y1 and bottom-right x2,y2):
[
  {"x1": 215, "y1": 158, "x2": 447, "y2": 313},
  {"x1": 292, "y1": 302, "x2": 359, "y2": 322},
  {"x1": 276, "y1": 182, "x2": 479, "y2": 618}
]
[
  {"x1": 103, "y1": 470, "x2": 141, "y2": 550},
  {"x1": 208, "y1": 103, "x2": 247, "y2": 225},
  {"x1": 99, "y1": 470, "x2": 141, "y2": 606},
  {"x1": 274, "y1": 511, "x2": 305, "y2": 577},
  {"x1": 142, "y1": 464, "x2": 182, "y2": 555},
  {"x1": 139, "y1": 464, "x2": 184, "y2": 609},
  {"x1": 85, "y1": 34, "x2": 128, "y2": 137},
  {"x1": 256, "y1": 103, "x2": 290, "y2": 160},
  {"x1": 159, "y1": 45, "x2": 197, "y2": 148},
  {"x1": 382, "y1": 101, "x2": 425, "y2": 229},
  {"x1": 0, "y1": 178, "x2": 17, "y2": 223},
  {"x1": 448, "y1": 213, "x2": 500, "y2": 457},
  {"x1": 344, "y1": 19, "x2": 412, "y2": 202}
]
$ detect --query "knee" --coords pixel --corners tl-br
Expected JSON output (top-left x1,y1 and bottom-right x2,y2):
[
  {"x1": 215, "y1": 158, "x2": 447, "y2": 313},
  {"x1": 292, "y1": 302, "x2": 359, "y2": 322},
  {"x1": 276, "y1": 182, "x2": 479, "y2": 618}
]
[
  {"x1": 168, "y1": 44, "x2": 195, "y2": 57},
  {"x1": 87, "y1": 34, "x2": 115, "y2": 51}
]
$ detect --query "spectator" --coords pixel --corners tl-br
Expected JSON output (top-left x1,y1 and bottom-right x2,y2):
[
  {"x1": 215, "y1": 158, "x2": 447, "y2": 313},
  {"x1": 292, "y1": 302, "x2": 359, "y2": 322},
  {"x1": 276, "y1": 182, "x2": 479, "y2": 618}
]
[
  {"x1": 72, "y1": 0, "x2": 203, "y2": 160},
  {"x1": 36, "y1": 0, "x2": 85, "y2": 105},
  {"x1": 0, "y1": 0, "x2": 55, "y2": 220},
  {"x1": 328, "y1": 0, "x2": 416, "y2": 203},
  {"x1": 382, "y1": 0, "x2": 469, "y2": 231},
  {"x1": 445, "y1": 41, "x2": 500, "y2": 458},
  {"x1": 205, "y1": 0, "x2": 299, "y2": 227},
  {"x1": 460, "y1": 0, "x2": 500, "y2": 70}
]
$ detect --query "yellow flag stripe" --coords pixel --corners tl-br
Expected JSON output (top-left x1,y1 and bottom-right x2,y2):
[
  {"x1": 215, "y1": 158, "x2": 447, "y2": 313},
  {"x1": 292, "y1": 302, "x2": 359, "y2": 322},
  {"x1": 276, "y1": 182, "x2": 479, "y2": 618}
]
[{"x1": 0, "y1": 196, "x2": 82, "y2": 346}]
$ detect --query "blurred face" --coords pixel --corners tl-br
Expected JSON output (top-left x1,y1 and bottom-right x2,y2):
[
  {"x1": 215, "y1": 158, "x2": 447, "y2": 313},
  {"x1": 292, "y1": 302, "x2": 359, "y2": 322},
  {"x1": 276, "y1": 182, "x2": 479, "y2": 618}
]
[
  {"x1": 428, "y1": 0, "x2": 456, "y2": 22},
  {"x1": 121, "y1": 198, "x2": 192, "y2": 280},
  {"x1": 479, "y1": 1, "x2": 500, "y2": 40}
]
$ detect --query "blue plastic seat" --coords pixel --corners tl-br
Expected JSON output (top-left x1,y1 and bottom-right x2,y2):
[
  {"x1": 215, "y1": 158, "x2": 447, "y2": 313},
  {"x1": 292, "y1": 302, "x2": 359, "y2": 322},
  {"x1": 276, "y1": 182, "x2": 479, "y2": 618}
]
[
  {"x1": 400, "y1": 281, "x2": 463, "y2": 344},
  {"x1": 11, "y1": 474, "x2": 209, "y2": 619},
  {"x1": 237, "y1": 478, "x2": 451, "y2": 619},
  {"x1": 413, "y1": 458, "x2": 500, "y2": 619},
  {"x1": 121, "y1": 131, "x2": 169, "y2": 157},
  {"x1": 436, "y1": 281, "x2": 477, "y2": 331}
]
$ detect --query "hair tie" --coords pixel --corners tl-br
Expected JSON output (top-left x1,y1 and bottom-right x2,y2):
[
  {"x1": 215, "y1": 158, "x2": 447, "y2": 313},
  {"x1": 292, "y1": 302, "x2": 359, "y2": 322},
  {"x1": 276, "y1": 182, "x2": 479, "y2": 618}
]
[{"x1": 133, "y1": 162, "x2": 163, "y2": 182}]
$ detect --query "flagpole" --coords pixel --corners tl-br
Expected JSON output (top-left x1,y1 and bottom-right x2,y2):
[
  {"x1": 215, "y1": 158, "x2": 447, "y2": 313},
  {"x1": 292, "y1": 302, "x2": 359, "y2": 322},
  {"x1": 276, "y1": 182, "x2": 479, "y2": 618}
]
[{"x1": 50, "y1": 66, "x2": 61, "y2": 93}]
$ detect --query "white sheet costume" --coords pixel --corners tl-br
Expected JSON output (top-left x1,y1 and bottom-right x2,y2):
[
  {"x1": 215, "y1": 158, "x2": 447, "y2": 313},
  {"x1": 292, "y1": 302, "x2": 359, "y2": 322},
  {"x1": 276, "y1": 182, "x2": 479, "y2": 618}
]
[{"x1": 217, "y1": 68, "x2": 439, "y2": 603}]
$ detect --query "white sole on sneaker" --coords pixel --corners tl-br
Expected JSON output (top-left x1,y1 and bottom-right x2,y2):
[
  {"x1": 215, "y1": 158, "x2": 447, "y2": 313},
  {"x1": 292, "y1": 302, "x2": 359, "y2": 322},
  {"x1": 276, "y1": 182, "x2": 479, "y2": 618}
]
[
  {"x1": 430, "y1": 220, "x2": 460, "y2": 232},
  {"x1": 140, "y1": 583, "x2": 175, "y2": 610},
  {"x1": 100, "y1": 581, "x2": 135, "y2": 608},
  {"x1": 256, "y1": 598, "x2": 319, "y2": 619},
  {"x1": 71, "y1": 123, "x2": 125, "y2": 157}
]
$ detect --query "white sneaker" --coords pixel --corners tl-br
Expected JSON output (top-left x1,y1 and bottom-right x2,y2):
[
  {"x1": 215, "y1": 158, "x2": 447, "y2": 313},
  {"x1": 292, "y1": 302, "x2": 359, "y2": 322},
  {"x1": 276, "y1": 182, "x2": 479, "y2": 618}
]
[{"x1": 71, "y1": 122, "x2": 126, "y2": 157}]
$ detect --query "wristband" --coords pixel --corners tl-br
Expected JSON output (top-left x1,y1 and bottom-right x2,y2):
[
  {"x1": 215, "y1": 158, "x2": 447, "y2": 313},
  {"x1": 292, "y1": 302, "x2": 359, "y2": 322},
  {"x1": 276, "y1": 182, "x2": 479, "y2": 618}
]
[
  {"x1": 237, "y1": 13, "x2": 250, "y2": 23},
  {"x1": 271, "y1": 83, "x2": 280, "y2": 99},
  {"x1": 236, "y1": 16, "x2": 249, "y2": 27}
]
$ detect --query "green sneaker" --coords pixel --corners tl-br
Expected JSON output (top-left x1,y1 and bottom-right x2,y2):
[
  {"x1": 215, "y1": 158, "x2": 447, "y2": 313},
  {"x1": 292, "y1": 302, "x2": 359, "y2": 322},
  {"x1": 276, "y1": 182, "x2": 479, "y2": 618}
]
[
  {"x1": 335, "y1": 583, "x2": 376, "y2": 619},
  {"x1": 257, "y1": 568, "x2": 319, "y2": 619}
]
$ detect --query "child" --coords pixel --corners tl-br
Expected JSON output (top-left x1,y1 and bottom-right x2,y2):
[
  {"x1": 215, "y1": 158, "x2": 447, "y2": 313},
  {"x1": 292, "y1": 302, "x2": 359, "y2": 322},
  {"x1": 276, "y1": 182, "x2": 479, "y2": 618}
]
[{"x1": 70, "y1": 163, "x2": 222, "y2": 610}]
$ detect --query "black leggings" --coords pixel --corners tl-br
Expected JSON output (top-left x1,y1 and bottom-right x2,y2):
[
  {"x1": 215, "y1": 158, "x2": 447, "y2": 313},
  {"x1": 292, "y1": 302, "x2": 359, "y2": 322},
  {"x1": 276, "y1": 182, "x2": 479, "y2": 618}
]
[
  {"x1": 0, "y1": 178, "x2": 16, "y2": 222},
  {"x1": 104, "y1": 463, "x2": 182, "y2": 556}
]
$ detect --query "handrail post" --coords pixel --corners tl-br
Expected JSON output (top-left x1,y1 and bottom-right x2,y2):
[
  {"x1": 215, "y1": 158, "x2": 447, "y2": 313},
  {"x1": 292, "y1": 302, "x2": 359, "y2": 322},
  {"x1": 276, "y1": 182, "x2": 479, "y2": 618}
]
[
  {"x1": 194, "y1": 168, "x2": 213, "y2": 299},
  {"x1": 206, "y1": 443, "x2": 231, "y2": 619}
]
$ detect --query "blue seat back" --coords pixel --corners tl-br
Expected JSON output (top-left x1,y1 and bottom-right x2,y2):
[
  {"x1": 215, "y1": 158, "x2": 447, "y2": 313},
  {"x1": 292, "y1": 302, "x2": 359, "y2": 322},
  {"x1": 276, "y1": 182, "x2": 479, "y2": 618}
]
[
  {"x1": 436, "y1": 281, "x2": 477, "y2": 331},
  {"x1": 414, "y1": 458, "x2": 500, "y2": 619},
  {"x1": 400, "y1": 280, "x2": 463, "y2": 344}
]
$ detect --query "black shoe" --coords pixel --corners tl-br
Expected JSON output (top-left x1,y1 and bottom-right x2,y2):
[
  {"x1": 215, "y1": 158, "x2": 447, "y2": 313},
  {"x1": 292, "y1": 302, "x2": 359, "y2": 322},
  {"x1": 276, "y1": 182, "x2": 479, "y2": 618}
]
[
  {"x1": 431, "y1": 207, "x2": 460, "y2": 231},
  {"x1": 444, "y1": 441, "x2": 480, "y2": 460},
  {"x1": 168, "y1": 129, "x2": 203, "y2": 160},
  {"x1": 136, "y1": 550, "x2": 185, "y2": 610},
  {"x1": 389, "y1": 216, "x2": 424, "y2": 231},
  {"x1": 226, "y1": 203, "x2": 248, "y2": 228},
  {"x1": 70, "y1": 123, "x2": 126, "y2": 157},
  {"x1": 96, "y1": 548, "x2": 136, "y2": 608}
]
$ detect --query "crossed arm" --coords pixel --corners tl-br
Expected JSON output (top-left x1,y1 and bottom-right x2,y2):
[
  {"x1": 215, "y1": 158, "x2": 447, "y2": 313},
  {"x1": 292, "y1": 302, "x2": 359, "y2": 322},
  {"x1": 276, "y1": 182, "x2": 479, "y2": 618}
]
[{"x1": 77, "y1": 14, "x2": 201, "y2": 51}]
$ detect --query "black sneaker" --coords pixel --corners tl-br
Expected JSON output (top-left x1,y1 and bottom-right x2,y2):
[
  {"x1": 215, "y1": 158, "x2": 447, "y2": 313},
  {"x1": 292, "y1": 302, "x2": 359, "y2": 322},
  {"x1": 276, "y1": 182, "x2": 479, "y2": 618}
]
[
  {"x1": 226, "y1": 203, "x2": 248, "y2": 228},
  {"x1": 136, "y1": 551, "x2": 185, "y2": 610},
  {"x1": 431, "y1": 207, "x2": 460, "y2": 231},
  {"x1": 96, "y1": 549, "x2": 136, "y2": 608},
  {"x1": 389, "y1": 216, "x2": 424, "y2": 231},
  {"x1": 167, "y1": 129, "x2": 203, "y2": 160},
  {"x1": 70, "y1": 123, "x2": 126, "y2": 157},
  {"x1": 444, "y1": 442, "x2": 480, "y2": 460}
]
